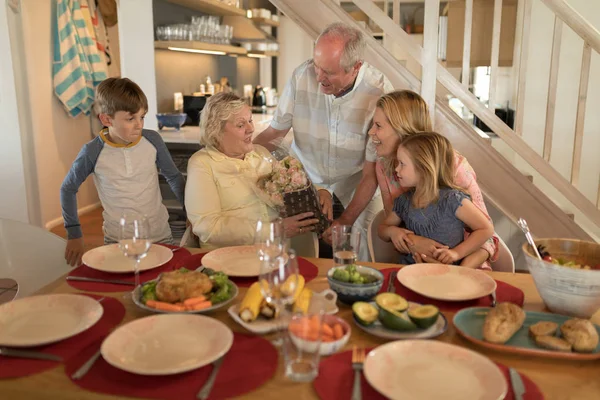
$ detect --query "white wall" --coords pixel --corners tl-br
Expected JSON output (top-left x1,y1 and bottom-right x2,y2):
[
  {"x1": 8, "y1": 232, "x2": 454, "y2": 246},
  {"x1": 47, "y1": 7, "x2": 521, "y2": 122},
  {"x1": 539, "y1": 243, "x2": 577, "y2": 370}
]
[{"x1": 277, "y1": 15, "x2": 314, "y2": 93}]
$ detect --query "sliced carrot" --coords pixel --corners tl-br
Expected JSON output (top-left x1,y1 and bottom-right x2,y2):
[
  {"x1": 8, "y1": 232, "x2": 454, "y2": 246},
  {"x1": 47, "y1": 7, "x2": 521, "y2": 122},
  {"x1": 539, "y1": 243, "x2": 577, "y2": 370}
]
[
  {"x1": 309, "y1": 315, "x2": 320, "y2": 332},
  {"x1": 146, "y1": 300, "x2": 185, "y2": 312},
  {"x1": 321, "y1": 323, "x2": 334, "y2": 337},
  {"x1": 321, "y1": 333, "x2": 336, "y2": 342},
  {"x1": 333, "y1": 323, "x2": 344, "y2": 339},
  {"x1": 183, "y1": 296, "x2": 207, "y2": 307},
  {"x1": 186, "y1": 301, "x2": 212, "y2": 311}
]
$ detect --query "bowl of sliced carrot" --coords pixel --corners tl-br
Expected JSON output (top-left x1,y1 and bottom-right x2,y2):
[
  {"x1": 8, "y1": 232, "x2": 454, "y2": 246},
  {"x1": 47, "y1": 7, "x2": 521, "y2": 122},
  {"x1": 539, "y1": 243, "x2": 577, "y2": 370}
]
[{"x1": 288, "y1": 314, "x2": 351, "y2": 356}]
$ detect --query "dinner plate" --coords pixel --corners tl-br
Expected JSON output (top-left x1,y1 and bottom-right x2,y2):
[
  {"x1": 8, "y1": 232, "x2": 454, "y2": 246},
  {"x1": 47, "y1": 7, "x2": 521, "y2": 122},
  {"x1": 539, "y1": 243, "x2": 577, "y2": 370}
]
[
  {"x1": 352, "y1": 301, "x2": 448, "y2": 340},
  {"x1": 364, "y1": 340, "x2": 507, "y2": 400},
  {"x1": 396, "y1": 263, "x2": 497, "y2": 301},
  {"x1": 0, "y1": 294, "x2": 103, "y2": 347},
  {"x1": 201, "y1": 245, "x2": 264, "y2": 277},
  {"x1": 227, "y1": 289, "x2": 339, "y2": 334},
  {"x1": 454, "y1": 307, "x2": 600, "y2": 360},
  {"x1": 82, "y1": 244, "x2": 173, "y2": 273},
  {"x1": 132, "y1": 279, "x2": 239, "y2": 314},
  {"x1": 101, "y1": 314, "x2": 233, "y2": 375}
]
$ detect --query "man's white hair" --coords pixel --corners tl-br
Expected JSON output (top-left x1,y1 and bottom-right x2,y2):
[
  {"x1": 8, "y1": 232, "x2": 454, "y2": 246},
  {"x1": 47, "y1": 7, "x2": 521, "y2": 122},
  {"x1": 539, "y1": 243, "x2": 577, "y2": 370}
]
[{"x1": 316, "y1": 22, "x2": 365, "y2": 72}]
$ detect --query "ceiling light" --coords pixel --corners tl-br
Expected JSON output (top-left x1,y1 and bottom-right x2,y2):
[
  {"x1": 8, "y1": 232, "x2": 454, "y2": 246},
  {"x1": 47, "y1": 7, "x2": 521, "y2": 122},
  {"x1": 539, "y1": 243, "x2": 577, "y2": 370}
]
[
  {"x1": 167, "y1": 47, "x2": 226, "y2": 56},
  {"x1": 248, "y1": 53, "x2": 267, "y2": 58}
]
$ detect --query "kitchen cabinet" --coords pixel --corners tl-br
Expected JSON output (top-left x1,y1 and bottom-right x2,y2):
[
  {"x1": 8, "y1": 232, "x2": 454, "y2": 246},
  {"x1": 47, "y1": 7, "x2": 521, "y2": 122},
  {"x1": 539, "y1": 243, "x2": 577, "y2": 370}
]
[{"x1": 446, "y1": 0, "x2": 517, "y2": 67}]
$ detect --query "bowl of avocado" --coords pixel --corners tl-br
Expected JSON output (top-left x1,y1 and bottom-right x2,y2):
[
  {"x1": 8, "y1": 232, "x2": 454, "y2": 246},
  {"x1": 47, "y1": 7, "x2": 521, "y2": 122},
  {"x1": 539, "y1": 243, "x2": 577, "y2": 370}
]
[{"x1": 327, "y1": 264, "x2": 384, "y2": 305}]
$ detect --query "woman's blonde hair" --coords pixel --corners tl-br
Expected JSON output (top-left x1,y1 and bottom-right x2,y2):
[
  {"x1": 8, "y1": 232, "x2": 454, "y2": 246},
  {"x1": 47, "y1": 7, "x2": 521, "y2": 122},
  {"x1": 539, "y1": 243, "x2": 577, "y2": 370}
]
[
  {"x1": 377, "y1": 90, "x2": 432, "y2": 175},
  {"x1": 399, "y1": 131, "x2": 460, "y2": 207},
  {"x1": 199, "y1": 92, "x2": 247, "y2": 148}
]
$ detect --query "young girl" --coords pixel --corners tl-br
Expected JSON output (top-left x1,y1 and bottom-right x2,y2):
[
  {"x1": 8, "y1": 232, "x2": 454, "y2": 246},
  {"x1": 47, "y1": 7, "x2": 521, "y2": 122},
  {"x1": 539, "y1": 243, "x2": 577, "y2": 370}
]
[{"x1": 378, "y1": 132, "x2": 494, "y2": 266}]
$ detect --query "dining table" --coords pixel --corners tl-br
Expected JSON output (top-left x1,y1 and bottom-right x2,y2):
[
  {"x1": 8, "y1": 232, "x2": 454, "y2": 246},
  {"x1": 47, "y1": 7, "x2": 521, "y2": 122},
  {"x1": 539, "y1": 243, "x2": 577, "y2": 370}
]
[{"x1": 1, "y1": 249, "x2": 599, "y2": 400}]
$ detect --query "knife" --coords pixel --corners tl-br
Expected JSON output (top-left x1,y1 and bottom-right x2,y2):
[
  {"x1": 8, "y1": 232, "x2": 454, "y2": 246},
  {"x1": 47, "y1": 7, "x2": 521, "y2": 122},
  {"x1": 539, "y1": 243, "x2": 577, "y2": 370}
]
[
  {"x1": 509, "y1": 367, "x2": 526, "y2": 400},
  {"x1": 66, "y1": 276, "x2": 135, "y2": 286},
  {"x1": 386, "y1": 270, "x2": 397, "y2": 292},
  {"x1": 197, "y1": 357, "x2": 224, "y2": 399},
  {"x1": 0, "y1": 347, "x2": 63, "y2": 362}
]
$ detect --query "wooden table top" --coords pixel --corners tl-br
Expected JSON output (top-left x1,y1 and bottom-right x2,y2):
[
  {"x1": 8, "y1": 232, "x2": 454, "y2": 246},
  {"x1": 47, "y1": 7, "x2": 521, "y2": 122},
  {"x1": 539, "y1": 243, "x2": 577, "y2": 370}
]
[{"x1": 1, "y1": 252, "x2": 599, "y2": 400}]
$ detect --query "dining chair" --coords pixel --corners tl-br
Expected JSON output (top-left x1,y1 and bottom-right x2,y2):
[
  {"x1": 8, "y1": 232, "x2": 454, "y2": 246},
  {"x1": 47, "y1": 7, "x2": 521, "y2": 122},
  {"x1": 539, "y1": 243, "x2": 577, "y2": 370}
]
[
  {"x1": 0, "y1": 218, "x2": 73, "y2": 299},
  {"x1": 367, "y1": 209, "x2": 399, "y2": 264},
  {"x1": 289, "y1": 232, "x2": 319, "y2": 259},
  {"x1": 491, "y1": 233, "x2": 516, "y2": 273},
  {"x1": 179, "y1": 225, "x2": 200, "y2": 248}
]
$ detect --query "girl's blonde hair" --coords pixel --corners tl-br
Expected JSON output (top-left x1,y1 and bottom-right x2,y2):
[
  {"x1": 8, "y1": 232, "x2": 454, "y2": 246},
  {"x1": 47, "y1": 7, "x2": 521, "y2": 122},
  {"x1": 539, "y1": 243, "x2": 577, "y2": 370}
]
[
  {"x1": 199, "y1": 92, "x2": 247, "y2": 148},
  {"x1": 399, "y1": 131, "x2": 460, "y2": 207},
  {"x1": 376, "y1": 90, "x2": 432, "y2": 175}
]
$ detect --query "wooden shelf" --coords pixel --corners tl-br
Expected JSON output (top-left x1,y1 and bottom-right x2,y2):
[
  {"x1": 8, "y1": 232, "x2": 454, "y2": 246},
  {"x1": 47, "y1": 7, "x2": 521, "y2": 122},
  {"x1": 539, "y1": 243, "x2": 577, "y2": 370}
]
[
  {"x1": 154, "y1": 41, "x2": 247, "y2": 55},
  {"x1": 250, "y1": 17, "x2": 280, "y2": 27},
  {"x1": 164, "y1": 0, "x2": 246, "y2": 16},
  {"x1": 247, "y1": 50, "x2": 279, "y2": 57}
]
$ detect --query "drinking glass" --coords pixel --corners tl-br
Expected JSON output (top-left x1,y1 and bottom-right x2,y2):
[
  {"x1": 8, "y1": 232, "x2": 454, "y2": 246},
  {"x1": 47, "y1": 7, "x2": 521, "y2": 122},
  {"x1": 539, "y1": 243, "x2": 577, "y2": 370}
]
[
  {"x1": 284, "y1": 311, "x2": 323, "y2": 382},
  {"x1": 332, "y1": 225, "x2": 360, "y2": 267},
  {"x1": 118, "y1": 212, "x2": 151, "y2": 293},
  {"x1": 254, "y1": 217, "x2": 285, "y2": 261},
  {"x1": 258, "y1": 249, "x2": 299, "y2": 346}
]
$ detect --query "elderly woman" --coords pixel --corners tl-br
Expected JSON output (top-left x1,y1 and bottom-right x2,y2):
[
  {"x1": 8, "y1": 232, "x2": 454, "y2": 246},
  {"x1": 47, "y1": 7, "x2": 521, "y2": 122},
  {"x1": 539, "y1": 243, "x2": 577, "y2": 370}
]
[
  {"x1": 185, "y1": 92, "x2": 319, "y2": 249},
  {"x1": 369, "y1": 90, "x2": 499, "y2": 269}
]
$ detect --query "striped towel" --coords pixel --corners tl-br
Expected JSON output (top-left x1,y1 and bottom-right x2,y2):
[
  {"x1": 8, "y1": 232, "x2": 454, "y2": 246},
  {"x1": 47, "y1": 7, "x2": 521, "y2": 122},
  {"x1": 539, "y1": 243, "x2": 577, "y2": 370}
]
[{"x1": 52, "y1": 0, "x2": 108, "y2": 117}]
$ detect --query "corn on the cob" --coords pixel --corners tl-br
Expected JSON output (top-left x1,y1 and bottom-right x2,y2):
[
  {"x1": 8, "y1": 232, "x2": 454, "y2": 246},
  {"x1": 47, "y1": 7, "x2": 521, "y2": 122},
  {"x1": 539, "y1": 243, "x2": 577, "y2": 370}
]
[
  {"x1": 239, "y1": 282, "x2": 263, "y2": 322},
  {"x1": 282, "y1": 274, "x2": 305, "y2": 303},
  {"x1": 260, "y1": 299, "x2": 277, "y2": 319},
  {"x1": 293, "y1": 287, "x2": 313, "y2": 314}
]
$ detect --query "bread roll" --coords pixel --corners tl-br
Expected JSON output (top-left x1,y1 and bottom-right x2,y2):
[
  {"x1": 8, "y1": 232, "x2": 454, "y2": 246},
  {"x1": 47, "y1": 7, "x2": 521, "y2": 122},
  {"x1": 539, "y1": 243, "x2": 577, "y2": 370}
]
[
  {"x1": 482, "y1": 302, "x2": 526, "y2": 344},
  {"x1": 534, "y1": 335, "x2": 572, "y2": 352},
  {"x1": 529, "y1": 321, "x2": 559, "y2": 338},
  {"x1": 560, "y1": 319, "x2": 600, "y2": 353}
]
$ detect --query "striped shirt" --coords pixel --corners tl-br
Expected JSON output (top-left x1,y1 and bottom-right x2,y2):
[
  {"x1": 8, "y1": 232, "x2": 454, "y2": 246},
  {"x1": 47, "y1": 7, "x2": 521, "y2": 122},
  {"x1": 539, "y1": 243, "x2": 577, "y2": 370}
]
[{"x1": 271, "y1": 60, "x2": 393, "y2": 197}]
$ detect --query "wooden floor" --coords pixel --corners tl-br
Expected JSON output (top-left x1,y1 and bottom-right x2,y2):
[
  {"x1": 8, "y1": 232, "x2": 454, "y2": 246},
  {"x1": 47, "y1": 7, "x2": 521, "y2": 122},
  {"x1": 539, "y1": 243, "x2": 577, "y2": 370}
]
[{"x1": 50, "y1": 207, "x2": 105, "y2": 251}]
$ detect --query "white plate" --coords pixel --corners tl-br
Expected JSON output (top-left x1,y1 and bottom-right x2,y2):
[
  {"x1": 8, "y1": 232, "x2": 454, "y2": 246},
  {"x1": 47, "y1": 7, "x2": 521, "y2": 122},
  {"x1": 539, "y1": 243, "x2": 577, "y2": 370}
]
[
  {"x1": 202, "y1": 245, "x2": 263, "y2": 277},
  {"x1": 364, "y1": 340, "x2": 507, "y2": 400},
  {"x1": 82, "y1": 244, "x2": 173, "y2": 273},
  {"x1": 396, "y1": 264, "x2": 497, "y2": 301},
  {"x1": 0, "y1": 294, "x2": 103, "y2": 347},
  {"x1": 227, "y1": 289, "x2": 339, "y2": 334},
  {"x1": 101, "y1": 314, "x2": 233, "y2": 375},
  {"x1": 353, "y1": 302, "x2": 448, "y2": 340}
]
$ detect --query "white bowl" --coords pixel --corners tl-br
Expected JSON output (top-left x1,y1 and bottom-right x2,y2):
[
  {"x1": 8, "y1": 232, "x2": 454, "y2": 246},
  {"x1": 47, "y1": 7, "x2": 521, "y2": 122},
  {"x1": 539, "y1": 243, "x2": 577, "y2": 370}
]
[
  {"x1": 522, "y1": 238, "x2": 600, "y2": 318},
  {"x1": 289, "y1": 314, "x2": 351, "y2": 356}
]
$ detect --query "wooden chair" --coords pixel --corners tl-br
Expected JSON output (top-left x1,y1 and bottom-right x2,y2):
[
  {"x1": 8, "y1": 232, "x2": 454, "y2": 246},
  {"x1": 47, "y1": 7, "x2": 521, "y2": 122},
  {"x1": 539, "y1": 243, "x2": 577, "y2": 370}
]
[{"x1": 491, "y1": 233, "x2": 516, "y2": 273}]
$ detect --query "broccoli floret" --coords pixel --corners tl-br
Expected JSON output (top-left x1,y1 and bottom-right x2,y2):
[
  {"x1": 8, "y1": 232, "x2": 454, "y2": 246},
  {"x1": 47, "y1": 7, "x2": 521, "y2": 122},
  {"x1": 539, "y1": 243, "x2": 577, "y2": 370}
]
[
  {"x1": 210, "y1": 281, "x2": 233, "y2": 304},
  {"x1": 141, "y1": 281, "x2": 157, "y2": 304},
  {"x1": 210, "y1": 271, "x2": 229, "y2": 288},
  {"x1": 333, "y1": 268, "x2": 350, "y2": 282},
  {"x1": 178, "y1": 268, "x2": 190, "y2": 273},
  {"x1": 202, "y1": 267, "x2": 216, "y2": 276}
]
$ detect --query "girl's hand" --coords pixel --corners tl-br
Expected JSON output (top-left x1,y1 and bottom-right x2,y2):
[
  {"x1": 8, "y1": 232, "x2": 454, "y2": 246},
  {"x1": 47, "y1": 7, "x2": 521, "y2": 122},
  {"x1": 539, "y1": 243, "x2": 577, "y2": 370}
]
[
  {"x1": 317, "y1": 189, "x2": 333, "y2": 221},
  {"x1": 283, "y1": 212, "x2": 319, "y2": 238},
  {"x1": 432, "y1": 248, "x2": 461, "y2": 264},
  {"x1": 407, "y1": 235, "x2": 447, "y2": 259},
  {"x1": 388, "y1": 227, "x2": 414, "y2": 253}
]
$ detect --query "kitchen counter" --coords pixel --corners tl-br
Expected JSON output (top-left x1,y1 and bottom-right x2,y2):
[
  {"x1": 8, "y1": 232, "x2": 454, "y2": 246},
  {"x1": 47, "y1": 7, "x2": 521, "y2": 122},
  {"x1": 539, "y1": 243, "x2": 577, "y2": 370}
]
[{"x1": 159, "y1": 111, "x2": 275, "y2": 144}]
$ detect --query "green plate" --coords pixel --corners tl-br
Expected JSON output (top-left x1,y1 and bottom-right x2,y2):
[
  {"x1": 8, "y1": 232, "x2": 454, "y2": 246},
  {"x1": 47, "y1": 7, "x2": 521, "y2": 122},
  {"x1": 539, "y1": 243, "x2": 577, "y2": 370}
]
[{"x1": 454, "y1": 307, "x2": 600, "y2": 360}]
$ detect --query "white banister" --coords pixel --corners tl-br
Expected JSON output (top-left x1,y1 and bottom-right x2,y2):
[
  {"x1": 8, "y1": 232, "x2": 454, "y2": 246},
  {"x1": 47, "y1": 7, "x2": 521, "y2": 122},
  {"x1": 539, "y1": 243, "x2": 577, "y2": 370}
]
[
  {"x1": 570, "y1": 42, "x2": 591, "y2": 187},
  {"x1": 393, "y1": 0, "x2": 400, "y2": 25},
  {"x1": 488, "y1": 0, "x2": 503, "y2": 109},
  {"x1": 461, "y1": 0, "x2": 473, "y2": 88},
  {"x1": 422, "y1": 0, "x2": 440, "y2": 121},
  {"x1": 515, "y1": 0, "x2": 532, "y2": 136},
  {"x1": 540, "y1": 0, "x2": 600, "y2": 55},
  {"x1": 543, "y1": 17, "x2": 563, "y2": 162}
]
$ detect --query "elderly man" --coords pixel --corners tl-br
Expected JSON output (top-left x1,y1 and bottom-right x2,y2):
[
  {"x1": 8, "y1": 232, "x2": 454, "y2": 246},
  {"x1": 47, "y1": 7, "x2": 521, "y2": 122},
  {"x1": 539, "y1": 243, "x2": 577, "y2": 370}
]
[{"x1": 253, "y1": 22, "x2": 393, "y2": 261}]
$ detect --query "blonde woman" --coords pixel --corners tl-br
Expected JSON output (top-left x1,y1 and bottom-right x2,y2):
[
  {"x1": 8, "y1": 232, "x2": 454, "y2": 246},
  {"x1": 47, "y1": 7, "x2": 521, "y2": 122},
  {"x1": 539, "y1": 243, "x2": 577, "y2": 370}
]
[
  {"x1": 185, "y1": 92, "x2": 318, "y2": 249},
  {"x1": 378, "y1": 132, "x2": 494, "y2": 267},
  {"x1": 369, "y1": 90, "x2": 498, "y2": 269}
]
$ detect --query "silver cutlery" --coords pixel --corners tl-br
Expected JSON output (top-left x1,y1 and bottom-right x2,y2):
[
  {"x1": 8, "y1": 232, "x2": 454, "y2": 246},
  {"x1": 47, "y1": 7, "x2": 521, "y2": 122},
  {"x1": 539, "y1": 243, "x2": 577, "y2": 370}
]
[
  {"x1": 517, "y1": 218, "x2": 542, "y2": 260},
  {"x1": 490, "y1": 290, "x2": 497, "y2": 307},
  {"x1": 71, "y1": 349, "x2": 102, "y2": 380},
  {"x1": 0, "y1": 347, "x2": 63, "y2": 362},
  {"x1": 351, "y1": 346, "x2": 365, "y2": 400},
  {"x1": 66, "y1": 276, "x2": 135, "y2": 286},
  {"x1": 386, "y1": 270, "x2": 397, "y2": 293},
  {"x1": 509, "y1": 367, "x2": 526, "y2": 400},
  {"x1": 197, "y1": 357, "x2": 224, "y2": 400}
]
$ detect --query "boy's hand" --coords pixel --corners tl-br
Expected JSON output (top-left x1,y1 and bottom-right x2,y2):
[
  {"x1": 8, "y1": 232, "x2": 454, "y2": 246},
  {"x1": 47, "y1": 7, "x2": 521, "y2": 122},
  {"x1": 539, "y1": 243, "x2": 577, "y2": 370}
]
[
  {"x1": 432, "y1": 248, "x2": 460, "y2": 264},
  {"x1": 65, "y1": 238, "x2": 85, "y2": 267},
  {"x1": 388, "y1": 227, "x2": 414, "y2": 253}
]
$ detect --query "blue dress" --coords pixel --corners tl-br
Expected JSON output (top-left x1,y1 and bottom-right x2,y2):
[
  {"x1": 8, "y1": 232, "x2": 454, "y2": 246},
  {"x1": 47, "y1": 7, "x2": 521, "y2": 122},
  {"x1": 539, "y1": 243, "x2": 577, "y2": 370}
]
[{"x1": 392, "y1": 188, "x2": 470, "y2": 264}]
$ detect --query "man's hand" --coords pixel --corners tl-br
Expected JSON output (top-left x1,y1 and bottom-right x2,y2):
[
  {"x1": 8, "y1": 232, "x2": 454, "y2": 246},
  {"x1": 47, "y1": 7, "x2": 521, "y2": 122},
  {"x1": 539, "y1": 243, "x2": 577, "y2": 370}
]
[
  {"x1": 65, "y1": 238, "x2": 85, "y2": 267},
  {"x1": 318, "y1": 189, "x2": 333, "y2": 221}
]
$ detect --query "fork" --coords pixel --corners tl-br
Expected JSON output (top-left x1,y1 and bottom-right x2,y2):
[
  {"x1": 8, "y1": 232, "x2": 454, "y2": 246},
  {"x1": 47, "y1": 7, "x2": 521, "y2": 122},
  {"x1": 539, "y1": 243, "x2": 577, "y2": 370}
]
[
  {"x1": 490, "y1": 290, "x2": 497, "y2": 307},
  {"x1": 351, "y1": 346, "x2": 365, "y2": 400}
]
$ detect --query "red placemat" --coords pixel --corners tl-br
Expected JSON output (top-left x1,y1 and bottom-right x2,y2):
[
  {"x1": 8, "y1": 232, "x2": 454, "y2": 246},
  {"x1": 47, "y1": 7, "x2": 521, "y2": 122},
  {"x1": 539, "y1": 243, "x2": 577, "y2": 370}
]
[
  {"x1": 65, "y1": 333, "x2": 277, "y2": 400},
  {"x1": 0, "y1": 294, "x2": 125, "y2": 378},
  {"x1": 313, "y1": 349, "x2": 544, "y2": 400},
  {"x1": 67, "y1": 245, "x2": 191, "y2": 292},
  {"x1": 176, "y1": 253, "x2": 319, "y2": 288},
  {"x1": 379, "y1": 268, "x2": 524, "y2": 312}
]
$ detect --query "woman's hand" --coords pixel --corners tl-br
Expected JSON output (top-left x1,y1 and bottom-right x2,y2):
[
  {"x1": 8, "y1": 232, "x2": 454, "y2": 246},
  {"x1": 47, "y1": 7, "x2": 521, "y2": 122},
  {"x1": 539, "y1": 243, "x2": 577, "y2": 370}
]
[
  {"x1": 283, "y1": 212, "x2": 319, "y2": 238},
  {"x1": 65, "y1": 238, "x2": 84, "y2": 267},
  {"x1": 387, "y1": 227, "x2": 414, "y2": 253},
  {"x1": 407, "y1": 235, "x2": 447, "y2": 259},
  {"x1": 317, "y1": 189, "x2": 333, "y2": 221}
]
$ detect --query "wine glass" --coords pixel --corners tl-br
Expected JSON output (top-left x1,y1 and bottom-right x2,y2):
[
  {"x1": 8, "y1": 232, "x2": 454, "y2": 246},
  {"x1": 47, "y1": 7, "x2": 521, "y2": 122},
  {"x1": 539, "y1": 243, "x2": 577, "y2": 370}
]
[
  {"x1": 118, "y1": 212, "x2": 151, "y2": 293},
  {"x1": 254, "y1": 217, "x2": 285, "y2": 261},
  {"x1": 258, "y1": 249, "x2": 299, "y2": 346}
]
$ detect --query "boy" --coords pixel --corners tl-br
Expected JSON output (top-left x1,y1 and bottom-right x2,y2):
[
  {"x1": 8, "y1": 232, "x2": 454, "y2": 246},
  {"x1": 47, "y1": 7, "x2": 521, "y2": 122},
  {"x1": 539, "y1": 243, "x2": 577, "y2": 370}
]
[{"x1": 61, "y1": 77, "x2": 185, "y2": 266}]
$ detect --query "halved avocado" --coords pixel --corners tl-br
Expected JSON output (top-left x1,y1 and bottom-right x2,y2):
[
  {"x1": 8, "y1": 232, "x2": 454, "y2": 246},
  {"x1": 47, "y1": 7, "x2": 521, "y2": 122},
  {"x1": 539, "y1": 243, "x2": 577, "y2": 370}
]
[
  {"x1": 352, "y1": 302, "x2": 379, "y2": 326},
  {"x1": 375, "y1": 293, "x2": 409, "y2": 312},
  {"x1": 407, "y1": 305, "x2": 440, "y2": 329},
  {"x1": 378, "y1": 307, "x2": 418, "y2": 331}
]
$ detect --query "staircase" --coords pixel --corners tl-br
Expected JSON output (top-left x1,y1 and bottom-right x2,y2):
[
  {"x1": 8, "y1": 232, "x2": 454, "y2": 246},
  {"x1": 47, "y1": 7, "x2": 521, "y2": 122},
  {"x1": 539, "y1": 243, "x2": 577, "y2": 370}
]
[{"x1": 271, "y1": 0, "x2": 600, "y2": 243}]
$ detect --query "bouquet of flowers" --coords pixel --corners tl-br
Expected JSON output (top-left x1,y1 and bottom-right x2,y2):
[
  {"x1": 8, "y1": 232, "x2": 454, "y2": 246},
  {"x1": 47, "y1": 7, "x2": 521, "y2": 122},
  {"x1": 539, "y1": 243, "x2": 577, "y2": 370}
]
[{"x1": 257, "y1": 154, "x2": 330, "y2": 236}]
